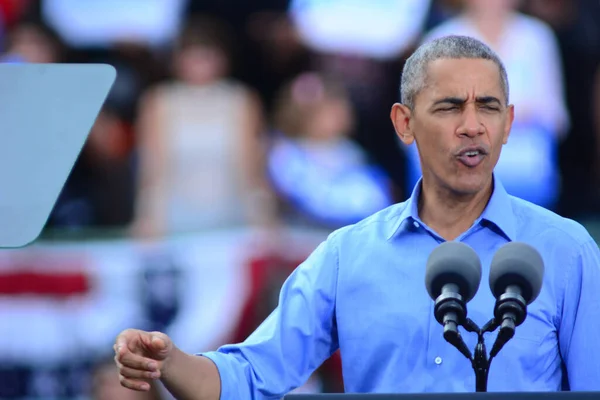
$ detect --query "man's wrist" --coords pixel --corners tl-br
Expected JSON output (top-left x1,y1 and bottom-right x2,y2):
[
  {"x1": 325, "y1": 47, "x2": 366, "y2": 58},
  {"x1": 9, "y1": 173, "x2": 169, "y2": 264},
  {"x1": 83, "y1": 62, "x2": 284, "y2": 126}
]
[{"x1": 160, "y1": 345, "x2": 181, "y2": 381}]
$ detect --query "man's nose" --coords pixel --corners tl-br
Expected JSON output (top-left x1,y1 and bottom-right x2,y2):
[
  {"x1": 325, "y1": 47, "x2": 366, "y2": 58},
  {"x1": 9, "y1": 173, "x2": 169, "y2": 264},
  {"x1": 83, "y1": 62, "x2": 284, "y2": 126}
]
[{"x1": 456, "y1": 106, "x2": 484, "y2": 138}]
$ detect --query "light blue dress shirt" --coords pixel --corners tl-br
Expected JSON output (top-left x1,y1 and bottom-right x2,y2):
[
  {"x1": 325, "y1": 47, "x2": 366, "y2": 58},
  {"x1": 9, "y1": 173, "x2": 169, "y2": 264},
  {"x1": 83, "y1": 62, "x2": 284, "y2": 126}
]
[{"x1": 201, "y1": 177, "x2": 600, "y2": 398}]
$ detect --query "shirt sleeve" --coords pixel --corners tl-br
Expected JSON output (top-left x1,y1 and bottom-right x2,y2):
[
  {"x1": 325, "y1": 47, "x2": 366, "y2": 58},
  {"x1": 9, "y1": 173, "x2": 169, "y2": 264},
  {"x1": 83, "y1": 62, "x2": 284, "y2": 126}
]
[
  {"x1": 558, "y1": 238, "x2": 600, "y2": 390},
  {"x1": 199, "y1": 234, "x2": 340, "y2": 399}
]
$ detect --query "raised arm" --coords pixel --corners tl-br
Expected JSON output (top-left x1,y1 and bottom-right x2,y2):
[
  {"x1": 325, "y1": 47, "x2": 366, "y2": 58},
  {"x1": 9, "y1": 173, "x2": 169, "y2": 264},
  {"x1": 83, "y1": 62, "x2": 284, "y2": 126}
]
[{"x1": 116, "y1": 233, "x2": 340, "y2": 400}]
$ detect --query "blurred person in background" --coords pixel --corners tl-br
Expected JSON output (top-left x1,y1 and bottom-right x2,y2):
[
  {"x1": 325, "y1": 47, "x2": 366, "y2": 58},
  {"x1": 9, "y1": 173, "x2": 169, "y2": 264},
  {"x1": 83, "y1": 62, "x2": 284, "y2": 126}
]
[
  {"x1": 423, "y1": 0, "x2": 463, "y2": 31},
  {"x1": 185, "y1": 0, "x2": 311, "y2": 113},
  {"x1": 1, "y1": 17, "x2": 64, "y2": 63},
  {"x1": 288, "y1": 0, "x2": 434, "y2": 201},
  {"x1": 407, "y1": 0, "x2": 569, "y2": 210},
  {"x1": 130, "y1": 15, "x2": 277, "y2": 238},
  {"x1": 48, "y1": 102, "x2": 136, "y2": 229},
  {"x1": 288, "y1": 0, "x2": 432, "y2": 201},
  {"x1": 524, "y1": 0, "x2": 600, "y2": 220},
  {"x1": 266, "y1": 72, "x2": 394, "y2": 230},
  {"x1": 0, "y1": 0, "x2": 32, "y2": 30}
]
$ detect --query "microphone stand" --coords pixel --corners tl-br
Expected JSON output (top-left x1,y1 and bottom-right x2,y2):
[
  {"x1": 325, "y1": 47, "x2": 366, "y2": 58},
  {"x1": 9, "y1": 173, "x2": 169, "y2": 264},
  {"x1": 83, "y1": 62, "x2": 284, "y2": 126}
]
[
  {"x1": 434, "y1": 290, "x2": 524, "y2": 392},
  {"x1": 461, "y1": 318, "x2": 499, "y2": 392}
]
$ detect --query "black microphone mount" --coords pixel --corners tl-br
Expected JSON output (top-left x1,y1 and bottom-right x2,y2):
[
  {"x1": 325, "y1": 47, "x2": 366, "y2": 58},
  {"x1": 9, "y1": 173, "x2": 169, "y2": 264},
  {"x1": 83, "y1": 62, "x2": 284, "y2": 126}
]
[
  {"x1": 490, "y1": 284, "x2": 527, "y2": 358},
  {"x1": 433, "y1": 283, "x2": 472, "y2": 360},
  {"x1": 434, "y1": 291, "x2": 524, "y2": 392}
]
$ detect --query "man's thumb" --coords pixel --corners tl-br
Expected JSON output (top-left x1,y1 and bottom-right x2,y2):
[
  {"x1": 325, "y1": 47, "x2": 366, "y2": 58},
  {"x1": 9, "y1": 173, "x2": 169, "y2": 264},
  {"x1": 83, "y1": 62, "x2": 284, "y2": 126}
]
[{"x1": 150, "y1": 335, "x2": 168, "y2": 353}]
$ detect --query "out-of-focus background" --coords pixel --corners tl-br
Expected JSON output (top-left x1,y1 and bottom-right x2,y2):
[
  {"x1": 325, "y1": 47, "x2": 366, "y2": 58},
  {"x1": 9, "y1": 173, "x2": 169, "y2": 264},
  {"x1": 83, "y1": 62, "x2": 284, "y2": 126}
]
[{"x1": 0, "y1": 0, "x2": 598, "y2": 398}]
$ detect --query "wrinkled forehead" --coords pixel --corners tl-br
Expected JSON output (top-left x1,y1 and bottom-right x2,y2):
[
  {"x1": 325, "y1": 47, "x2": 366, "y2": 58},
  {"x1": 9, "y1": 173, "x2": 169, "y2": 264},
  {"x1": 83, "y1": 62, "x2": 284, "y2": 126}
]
[{"x1": 422, "y1": 58, "x2": 505, "y2": 102}]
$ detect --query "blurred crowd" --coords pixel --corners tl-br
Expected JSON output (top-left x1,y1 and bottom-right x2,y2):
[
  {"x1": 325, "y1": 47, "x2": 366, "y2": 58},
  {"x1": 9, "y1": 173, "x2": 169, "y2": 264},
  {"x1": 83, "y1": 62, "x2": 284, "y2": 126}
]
[
  {"x1": 0, "y1": 0, "x2": 599, "y2": 398},
  {"x1": 1, "y1": 0, "x2": 598, "y2": 237}
]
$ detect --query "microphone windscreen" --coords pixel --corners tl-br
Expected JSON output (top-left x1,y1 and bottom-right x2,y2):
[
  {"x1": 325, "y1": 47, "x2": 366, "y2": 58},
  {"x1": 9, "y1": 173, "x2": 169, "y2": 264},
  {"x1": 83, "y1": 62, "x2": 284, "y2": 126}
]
[
  {"x1": 425, "y1": 241, "x2": 482, "y2": 302},
  {"x1": 489, "y1": 242, "x2": 544, "y2": 304}
]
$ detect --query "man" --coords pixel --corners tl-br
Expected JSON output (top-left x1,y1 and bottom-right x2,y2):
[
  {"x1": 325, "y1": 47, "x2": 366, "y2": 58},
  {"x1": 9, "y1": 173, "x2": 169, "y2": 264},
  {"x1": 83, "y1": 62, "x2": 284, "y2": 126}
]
[{"x1": 114, "y1": 35, "x2": 600, "y2": 398}]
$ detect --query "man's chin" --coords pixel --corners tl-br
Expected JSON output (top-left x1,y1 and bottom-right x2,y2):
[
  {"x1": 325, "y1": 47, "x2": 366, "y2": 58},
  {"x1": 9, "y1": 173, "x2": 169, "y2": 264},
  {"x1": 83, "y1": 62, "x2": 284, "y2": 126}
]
[{"x1": 448, "y1": 173, "x2": 493, "y2": 197}]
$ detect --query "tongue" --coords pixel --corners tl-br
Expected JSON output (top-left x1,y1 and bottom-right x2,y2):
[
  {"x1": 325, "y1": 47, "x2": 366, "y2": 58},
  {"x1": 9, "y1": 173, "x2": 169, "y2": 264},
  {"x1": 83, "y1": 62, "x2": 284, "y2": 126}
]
[{"x1": 458, "y1": 153, "x2": 483, "y2": 167}]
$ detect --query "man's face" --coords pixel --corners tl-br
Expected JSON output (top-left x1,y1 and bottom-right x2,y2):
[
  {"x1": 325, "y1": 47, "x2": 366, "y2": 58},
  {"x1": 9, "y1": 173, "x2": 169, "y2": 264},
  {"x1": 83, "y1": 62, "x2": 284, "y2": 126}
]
[{"x1": 392, "y1": 58, "x2": 514, "y2": 196}]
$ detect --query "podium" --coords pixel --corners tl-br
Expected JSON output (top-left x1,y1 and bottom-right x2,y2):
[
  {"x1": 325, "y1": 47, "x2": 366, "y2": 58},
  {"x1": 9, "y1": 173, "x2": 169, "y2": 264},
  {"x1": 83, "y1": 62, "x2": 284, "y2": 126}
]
[{"x1": 285, "y1": 393, "x2": 599, "y2": 400}]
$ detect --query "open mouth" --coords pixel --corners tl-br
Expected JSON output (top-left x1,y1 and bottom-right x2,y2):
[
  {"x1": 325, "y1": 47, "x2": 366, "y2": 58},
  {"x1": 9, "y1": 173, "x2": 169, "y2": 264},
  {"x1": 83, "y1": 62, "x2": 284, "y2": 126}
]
[{"x1": 457, "y1": 148, "x2": 486, "y2": 167}]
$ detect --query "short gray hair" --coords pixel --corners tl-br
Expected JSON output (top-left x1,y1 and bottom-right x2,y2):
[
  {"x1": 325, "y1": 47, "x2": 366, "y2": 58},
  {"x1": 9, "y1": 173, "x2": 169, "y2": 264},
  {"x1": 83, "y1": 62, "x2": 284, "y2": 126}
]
[{"x1": 400, "y1": 35, "x2": 509, "y2": 110}]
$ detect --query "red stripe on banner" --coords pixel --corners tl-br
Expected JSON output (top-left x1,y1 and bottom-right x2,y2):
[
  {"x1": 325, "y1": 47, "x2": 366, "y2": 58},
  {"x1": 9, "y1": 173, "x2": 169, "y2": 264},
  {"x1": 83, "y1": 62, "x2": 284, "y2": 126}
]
[{"x1": 0, "y1": 271, "x2": 90, "y2": 296}]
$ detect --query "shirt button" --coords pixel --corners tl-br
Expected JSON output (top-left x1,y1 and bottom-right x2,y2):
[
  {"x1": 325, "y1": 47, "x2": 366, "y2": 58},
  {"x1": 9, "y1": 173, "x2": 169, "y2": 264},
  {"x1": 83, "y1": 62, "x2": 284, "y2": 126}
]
[
  {"x1": 434, "y1": 357, "x2": 442, "y2": 365},
  {"x1": 413, "y1": 221, "x2": 420, "y2": 228}
]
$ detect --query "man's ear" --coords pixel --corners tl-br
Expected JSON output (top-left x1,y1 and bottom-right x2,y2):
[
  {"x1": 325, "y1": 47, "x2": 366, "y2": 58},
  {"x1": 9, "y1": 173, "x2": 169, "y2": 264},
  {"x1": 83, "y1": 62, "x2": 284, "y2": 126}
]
[
  {"x1": 390, "y1": 103, "x2": 414, "y2": 145},
  {"x1": 503, "y1": 104, "x2": 515, "y2": 145}
]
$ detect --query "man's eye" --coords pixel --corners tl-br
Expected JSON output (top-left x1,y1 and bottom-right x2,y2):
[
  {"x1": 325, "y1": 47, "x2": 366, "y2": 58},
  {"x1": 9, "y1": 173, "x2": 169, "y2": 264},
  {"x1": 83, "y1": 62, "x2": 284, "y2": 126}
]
[
  {"x1": 480, "y1": 105, "x2": 499, "y2": 111},
  {"x1": 438, "y1": 106, "x2": 458, "y2": 112}
]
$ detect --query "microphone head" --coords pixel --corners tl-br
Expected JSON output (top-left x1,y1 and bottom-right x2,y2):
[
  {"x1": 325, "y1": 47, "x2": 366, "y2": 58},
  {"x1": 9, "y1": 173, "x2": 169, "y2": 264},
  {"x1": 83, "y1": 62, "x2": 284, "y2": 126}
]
[
  {"x1": 425, "y1": 241, "x2": 482, "y2": 302},
  {"x1": 489, "y1": 242, "x2": 545, "y2": 304}
]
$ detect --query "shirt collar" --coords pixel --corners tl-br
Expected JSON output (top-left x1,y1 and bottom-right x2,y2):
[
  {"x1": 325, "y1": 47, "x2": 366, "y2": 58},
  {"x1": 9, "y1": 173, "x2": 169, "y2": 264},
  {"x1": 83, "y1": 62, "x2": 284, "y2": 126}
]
[
  {"x1": 386, "y1": 175, "x2": 516, "y2": 241},
  {"x1": 385, "y1": 180, "x2": 423, "y2": 240}
]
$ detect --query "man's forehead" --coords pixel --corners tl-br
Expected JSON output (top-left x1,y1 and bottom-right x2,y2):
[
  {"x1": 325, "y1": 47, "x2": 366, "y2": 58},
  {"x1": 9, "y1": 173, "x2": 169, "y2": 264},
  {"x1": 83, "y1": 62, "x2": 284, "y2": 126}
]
[
  {"x1": 427, "y1": 58, "x2": 500, "y2": 85},
  {"x1": 427, "y1": 57, "x2": 500, "y2": 74},
  {"x1": 425, "y1": 58, "x2": 503, "y2": 97}
]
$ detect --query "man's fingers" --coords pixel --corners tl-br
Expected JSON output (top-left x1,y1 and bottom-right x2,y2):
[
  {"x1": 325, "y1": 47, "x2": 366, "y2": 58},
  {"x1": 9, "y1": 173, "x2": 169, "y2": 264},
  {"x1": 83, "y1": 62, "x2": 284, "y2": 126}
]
[
  {"x1": 140, "y1": 332, "x2": 153, "y2": 348},
  {"x1": 117, "y1": 350, "x2": 159, "y2": 371},
  {"x1": 140, "y1": 333, "x2": 167, "y2": 354},
  {"x1": 119, "y1": 375, "x2": 151, "y2": 392},
  {"x1": 115, "y1": 337, "x2": 128, "y2": 352},
  {"x1": 114, "y1": 342, "x2": 128, "y2": 357},
  {"x1": 140, "y1": 332, "x2": 170, "y2": 360},
  {"x1": 115, "y1": 328, "x2": 142, "y2": 354},
  {"x1": 118, "y1": 363, "x2": 161, "y2": 380}
]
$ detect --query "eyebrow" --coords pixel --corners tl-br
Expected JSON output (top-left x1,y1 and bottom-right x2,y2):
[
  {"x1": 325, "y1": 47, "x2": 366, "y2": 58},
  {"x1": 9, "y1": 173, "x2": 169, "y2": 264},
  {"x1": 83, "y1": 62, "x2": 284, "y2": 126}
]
[
  {"x1": 477, "y1": 96, "x2": 502, "y2": 106},
  {"x1": 432, "y1": 96, "x2": 503, "y2": 107}
]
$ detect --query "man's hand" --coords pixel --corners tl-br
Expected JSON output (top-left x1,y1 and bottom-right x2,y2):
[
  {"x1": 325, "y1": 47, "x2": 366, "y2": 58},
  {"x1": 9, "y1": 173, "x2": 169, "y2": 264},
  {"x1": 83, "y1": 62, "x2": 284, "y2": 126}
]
[{"x1": 114, "y1": 329, "x2": 173, "y2": 392}]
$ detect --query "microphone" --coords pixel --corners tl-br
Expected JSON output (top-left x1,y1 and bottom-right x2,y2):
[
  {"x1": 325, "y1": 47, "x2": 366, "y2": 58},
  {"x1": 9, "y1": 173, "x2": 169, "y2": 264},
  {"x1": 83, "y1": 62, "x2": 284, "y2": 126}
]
[
  {"x1": 426, "y1": 241, "x2": 482, "y2": 360},
  {"x1": 488, "y1": 242, "x2": 544, "y2": 357}
]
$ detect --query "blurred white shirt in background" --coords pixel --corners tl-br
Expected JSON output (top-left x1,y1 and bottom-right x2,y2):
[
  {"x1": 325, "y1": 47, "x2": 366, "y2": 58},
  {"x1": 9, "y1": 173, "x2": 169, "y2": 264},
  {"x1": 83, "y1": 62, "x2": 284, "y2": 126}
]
[
  {"x1": 41, "y1": 0, "x2": 189, "y2": 48},
  {"x1": 289, "y1": 0, "x2": 431, "y2": 60}
]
